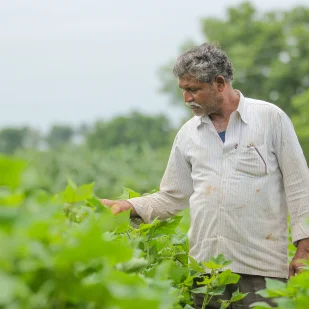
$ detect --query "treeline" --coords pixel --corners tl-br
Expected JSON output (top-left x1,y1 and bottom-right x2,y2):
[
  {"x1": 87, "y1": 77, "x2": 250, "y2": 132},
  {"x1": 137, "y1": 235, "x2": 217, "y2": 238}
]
[
  {"x1": 0, "y1": 112, "x2": 177, "y2": 154},
  {"x1": 0, "y1": 112, "x2": 179, "y2": 199}
]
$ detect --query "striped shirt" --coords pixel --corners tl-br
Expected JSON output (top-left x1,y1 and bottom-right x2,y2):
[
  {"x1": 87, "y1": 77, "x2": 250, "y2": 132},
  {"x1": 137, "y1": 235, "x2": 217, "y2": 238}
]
[{"x1": 128, "y1": 91, "x2": 309, "y2": 278}]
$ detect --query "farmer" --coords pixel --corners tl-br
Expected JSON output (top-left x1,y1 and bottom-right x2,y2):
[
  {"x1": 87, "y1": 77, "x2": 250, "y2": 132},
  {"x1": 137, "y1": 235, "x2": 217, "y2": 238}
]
[{"x1": 101, "y1": 43, "x2": 309, "y2": 309}]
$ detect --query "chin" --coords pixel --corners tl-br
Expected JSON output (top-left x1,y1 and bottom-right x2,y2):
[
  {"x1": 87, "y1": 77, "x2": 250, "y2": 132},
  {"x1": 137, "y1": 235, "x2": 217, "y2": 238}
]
[{"x1": 192, "y1": 110, "x2": 205, "y2": 116}]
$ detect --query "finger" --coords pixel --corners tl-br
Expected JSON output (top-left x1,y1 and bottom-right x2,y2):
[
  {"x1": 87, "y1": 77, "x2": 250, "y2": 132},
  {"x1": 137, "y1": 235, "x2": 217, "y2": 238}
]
[
  {"x1": 100, "y1": 199, "x2": 121, "y2": 215},
  {"x1": 289, "y1": 263, "x2": 296, "y2": 278},
  {"x1": 100, "y1": 199, "x2": 113, "y2": 207},
  {"x1": 110, "y1": 204, "x2": 121, "y2": 215},
  {"x1": 296, "y1": 264, "x2": 304, "y2": 275}
]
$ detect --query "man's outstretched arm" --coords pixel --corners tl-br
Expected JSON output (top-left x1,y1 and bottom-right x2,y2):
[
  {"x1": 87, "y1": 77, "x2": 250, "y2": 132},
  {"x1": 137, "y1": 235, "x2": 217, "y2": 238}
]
[{"x1": 101, "y1": 131, "x2": 194, "y2": 222}]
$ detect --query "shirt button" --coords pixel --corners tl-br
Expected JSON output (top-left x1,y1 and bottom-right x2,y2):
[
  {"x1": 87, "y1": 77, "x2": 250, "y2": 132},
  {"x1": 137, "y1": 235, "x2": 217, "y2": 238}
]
[
  {"x1": 220, "y1": 207, "x2": 224, "y2": 211},
  {"x1": 218, "y1": 236, "x2": 224, "y2": 241},
  {"x1": 223, "y1": 179, "x2": 227, "y2": 183}
]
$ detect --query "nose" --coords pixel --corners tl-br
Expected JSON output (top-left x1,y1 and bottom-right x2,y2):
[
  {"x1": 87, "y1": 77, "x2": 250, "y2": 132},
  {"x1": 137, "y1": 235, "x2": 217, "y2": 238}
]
[{"x1": 183, "y1": 90, "x2": 193, "y2": 103}]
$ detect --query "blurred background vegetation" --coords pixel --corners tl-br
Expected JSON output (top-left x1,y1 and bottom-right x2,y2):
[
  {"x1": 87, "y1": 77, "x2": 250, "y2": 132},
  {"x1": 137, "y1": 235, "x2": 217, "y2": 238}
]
[{"x1": 1, "y1": 2, "x2": 309, "y2": 198}]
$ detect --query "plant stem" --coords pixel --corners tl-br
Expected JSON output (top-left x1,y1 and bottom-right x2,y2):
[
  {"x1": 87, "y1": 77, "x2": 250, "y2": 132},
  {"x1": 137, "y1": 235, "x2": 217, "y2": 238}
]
[{"x1": 201, "y1": 286, "x2": 209, "y2": 309}]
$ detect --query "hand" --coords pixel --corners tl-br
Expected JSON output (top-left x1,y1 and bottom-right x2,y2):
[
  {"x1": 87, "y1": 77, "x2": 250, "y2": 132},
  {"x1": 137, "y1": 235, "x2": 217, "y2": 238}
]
[
  {"x1": 100, "y1": 199, "x2": 137, "y2": 216},
  {"x1": 289, "y1": 238, "x2": 309, "y2": 278}
]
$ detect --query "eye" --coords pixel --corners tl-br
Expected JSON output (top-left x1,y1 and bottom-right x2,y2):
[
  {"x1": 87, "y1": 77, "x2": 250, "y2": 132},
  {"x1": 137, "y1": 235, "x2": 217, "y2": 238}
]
[{"x1": 181, "y1": 88, "x2": 198, "y2": 93}]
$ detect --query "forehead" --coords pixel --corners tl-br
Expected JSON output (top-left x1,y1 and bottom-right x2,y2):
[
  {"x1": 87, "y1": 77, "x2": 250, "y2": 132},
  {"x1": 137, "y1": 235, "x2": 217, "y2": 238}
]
[{"x1": 178, "y1": 76, "x2": 206, "y2": 88}]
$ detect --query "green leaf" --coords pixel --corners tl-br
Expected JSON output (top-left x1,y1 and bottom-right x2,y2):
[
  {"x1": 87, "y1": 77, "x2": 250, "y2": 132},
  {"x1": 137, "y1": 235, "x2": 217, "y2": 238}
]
[
  {"x1": 213, "y1": 254, "x2": 232, "y2": 266},
  {"x1": 209, "y1": 286, "x2": 226, "y2": 296},
  {"x1": 74, "y1": 183, "x2": 95, "y2": 200},
  {"x1": 114, "y1": 209, "x2": 131, "y2": 233},
  {"x1": 265, "y1": 278, "x2": 287, "y2": 290},
  {"x1": 197, "y1": 275, "x2": 215, "y2": 285},
  {"x1": 183, "y1": 305, "x2": 195, "y2": 309},
  {"x1": 0, "y1": 155, "x2": 26, "y2": 188},
  {"x1": 152, "y1": 259, "x2": 174, "y2": 280},
  {"x1": 191, "y1": 287, "x2": 206, "y2": 294},
  {"x1": 219, "y1": 301, "x2": 229, "y2": 309},
  {"x1": 275, "y1": 297, "x2": 296, "y2": 309},
  {"x1": 256, "y1": 278, "x2": 287, "y2": 298},
  {"x1": 117, "y1": 187, "x2": 141, "y2": 199},
  {"x1": 143, "y1": 187, "x2": 159, "y2": 195},
  {"x1": 181, "y1": 274, "x2": 196, "y2": 287},
  {"x1": 174, "y1": 252, "x2": 188, "y2": 265},
  {"x1": 67, "y1": 178, "x2": 77, "y2": 190},
  {"x1": 202, "y1": 254, "x2": 232, "y2": 270},
  {"x1": 250, "y1": 301, "x2": 272, "y2": 308},
  {"x1": 255, "y1": 288, "x2": 270, "y2": 298},
  {"x1": 215, "y1": 270, "x2": 241, "y2": 286},
  {"x1": 62, "y1": 181, "x2": 95, "y2": 203},
  {"x1": 169, "y1": 265, "x2": 189, "y2": 284},
  {"x1": 188, "y1": 256, "x2": 204, "y2": 273},
  {"x1": 230, "y1": 289, "x2": 249, "y2": 302},
  {"x1": 151, "y1": 216, "x2": 183, "y2": 237},
  {"x1": 115, "y1": 258, "x2": 148, "y2": 273}
]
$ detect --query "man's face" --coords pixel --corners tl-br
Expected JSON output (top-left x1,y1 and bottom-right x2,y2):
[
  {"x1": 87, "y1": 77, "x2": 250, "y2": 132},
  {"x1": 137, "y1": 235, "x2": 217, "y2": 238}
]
[{"x1": 178, "y1": 76, "x2": 222, "y2": 116}]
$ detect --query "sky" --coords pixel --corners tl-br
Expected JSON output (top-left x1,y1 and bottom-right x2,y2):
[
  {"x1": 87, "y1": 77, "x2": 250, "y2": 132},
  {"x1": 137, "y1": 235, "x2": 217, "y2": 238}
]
[{"x1": 1, "y1": 0, "x2": 309, "y2": 132}]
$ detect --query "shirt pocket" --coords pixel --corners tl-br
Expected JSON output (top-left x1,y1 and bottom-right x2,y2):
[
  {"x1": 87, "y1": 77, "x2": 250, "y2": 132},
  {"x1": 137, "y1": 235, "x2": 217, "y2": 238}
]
[{"x1": 236, "y1": 143, "x2": 268, "y2": 177}]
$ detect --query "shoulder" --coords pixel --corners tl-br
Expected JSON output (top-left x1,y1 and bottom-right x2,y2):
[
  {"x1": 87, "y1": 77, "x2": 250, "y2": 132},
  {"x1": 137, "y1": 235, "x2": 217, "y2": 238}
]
[
  {"x1": 173, "y1": 116, "x2": 199, "y2": 146},
  {"x1": 244, "y1": 97, "x2": 289, "y2": 123},
  {"x1": 177, "y1": 116, "x2": 199, "y2": 135}
]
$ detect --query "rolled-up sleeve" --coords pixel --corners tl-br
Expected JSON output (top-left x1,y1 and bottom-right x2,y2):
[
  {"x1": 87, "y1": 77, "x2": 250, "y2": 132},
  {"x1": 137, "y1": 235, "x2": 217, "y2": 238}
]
[
  {"x1": 128, "y1": 132, "x2": 194, "y2": 223},
  {"x1": 273, "y1": 111, "x2": 309, "y2": 245}
]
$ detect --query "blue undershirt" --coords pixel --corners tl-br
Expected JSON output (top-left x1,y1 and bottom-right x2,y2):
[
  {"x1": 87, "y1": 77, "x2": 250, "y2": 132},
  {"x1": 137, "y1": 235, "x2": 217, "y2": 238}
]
[{"x1": 218, "y1": 131, "x2": 226, "y2": 143}]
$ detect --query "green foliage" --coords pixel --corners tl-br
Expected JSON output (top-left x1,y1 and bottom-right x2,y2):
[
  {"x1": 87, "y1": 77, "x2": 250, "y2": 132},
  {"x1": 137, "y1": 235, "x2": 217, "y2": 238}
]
[
  {"x1": 252, "y1": 269, "x2": 309, "y2": 309},
  {"x1": 0, "y1": 155, "x2": 26, "y2": 187},
  {"x1": 61, "y1": 179, "x2": 95, "y2": 204},
  {"x1": 3, "y1": 111, "x2": 176, "y2": 199},
  {"x1": 0, "y1": 154, "x2": 251, "y2": 308},
  {"x1": 45, "y1": 125, "x2": 75, "y2": 149},
  {"x1": 0, "y1": 111, "x2": 176, "y2": 159},
  {"x1": 291, "y1": 89, "x2": 309, "y2": 161},
  {"x1": 86, "y1": 111, "x2": 175, "y2": 151},
  {"x1": 190, "y1": 255, "x2": 247, "y2": 309},
  {"x1": 0, "y1": 127, "x2": 40, "y2": 154},
  {"x1": 210, "y1": 3, "x2": 309, "y2": 158},
  {"x1": 19, "y1": 143, "x2": 170, "y2": 198}
]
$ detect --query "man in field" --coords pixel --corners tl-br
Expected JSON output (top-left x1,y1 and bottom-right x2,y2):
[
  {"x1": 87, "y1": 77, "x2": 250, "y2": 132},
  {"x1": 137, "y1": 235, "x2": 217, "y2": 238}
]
[{"x1": 101, "y1": 43, "x2": 309, "y2": 308}]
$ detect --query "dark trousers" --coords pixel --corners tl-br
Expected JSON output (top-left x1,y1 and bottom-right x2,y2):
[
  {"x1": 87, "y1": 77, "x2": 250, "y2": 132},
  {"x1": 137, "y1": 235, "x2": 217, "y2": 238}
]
[{"x1": 193, "y1": 274, "x2": 287, "y2": 309}]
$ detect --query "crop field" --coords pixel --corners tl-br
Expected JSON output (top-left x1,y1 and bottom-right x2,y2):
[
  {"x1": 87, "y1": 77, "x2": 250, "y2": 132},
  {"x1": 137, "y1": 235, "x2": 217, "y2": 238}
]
[{"x1": 1, "y1": 155, "x2": 309, "y2": 309}]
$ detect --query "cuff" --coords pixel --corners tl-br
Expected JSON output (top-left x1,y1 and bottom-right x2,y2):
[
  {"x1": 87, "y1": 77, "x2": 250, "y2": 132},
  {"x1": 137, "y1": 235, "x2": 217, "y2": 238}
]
[
  {"x1": 292, "y1": 221, "x2": 309, "y2": 247},
  {"x1": 127, "y1": 197, "x2": 155, "y2": 223}
]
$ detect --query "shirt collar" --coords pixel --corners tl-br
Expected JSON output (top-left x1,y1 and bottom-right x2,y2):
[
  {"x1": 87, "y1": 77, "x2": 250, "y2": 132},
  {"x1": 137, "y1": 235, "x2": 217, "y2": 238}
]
[
  {"x1": 235, "y1": 90, "x2": 248, "y2": 124},
  {"x1": 196, "y1": 90, "x2": 248, "y2": 128}
]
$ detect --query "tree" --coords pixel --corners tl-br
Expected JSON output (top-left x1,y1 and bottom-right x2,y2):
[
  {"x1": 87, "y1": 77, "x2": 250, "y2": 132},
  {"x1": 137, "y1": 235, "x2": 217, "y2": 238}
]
[
  {"x1": 86, "y1": 112, "x2": 174, "y2": 150},
  {"x1": 159, "y1": 2, "x2": 309, "y2": 117},
  {"x1": 291, "y1": 89, "x2": 309, "y2": 161},
  {"x1": 45, "y1": 125, "x2": 75, "y2": 149},
  {"x1": 0, "y1": 127, "x2": 40, "y2": 154}
]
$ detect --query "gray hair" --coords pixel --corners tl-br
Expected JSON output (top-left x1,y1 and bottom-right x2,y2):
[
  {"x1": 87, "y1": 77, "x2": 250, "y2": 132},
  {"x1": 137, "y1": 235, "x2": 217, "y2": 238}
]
[{"x1": 173, "y1": 42, "x2": 234, "y2": 84}]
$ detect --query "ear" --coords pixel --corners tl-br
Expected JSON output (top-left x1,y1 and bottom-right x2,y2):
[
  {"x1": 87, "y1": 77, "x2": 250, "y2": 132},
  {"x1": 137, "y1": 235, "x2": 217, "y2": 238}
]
[{"x1": 214, "y1": 75, "x2": 226, "y2": 92}]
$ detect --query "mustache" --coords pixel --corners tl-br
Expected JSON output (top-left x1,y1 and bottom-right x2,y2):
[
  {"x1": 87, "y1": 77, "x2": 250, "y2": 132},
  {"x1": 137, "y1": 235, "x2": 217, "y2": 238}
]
[{"x1": 185, "y1": 102, "x2": 202, "y2": 108}]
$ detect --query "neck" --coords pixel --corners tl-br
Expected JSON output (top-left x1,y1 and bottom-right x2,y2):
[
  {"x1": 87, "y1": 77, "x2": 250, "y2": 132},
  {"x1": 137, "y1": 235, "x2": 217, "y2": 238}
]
[
  {"x1": 209, "y1": 88, "x2": 240, "y2": 133},
  {"x1": 209, "y1": 88, "x2": 240, "y2": 122}
]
